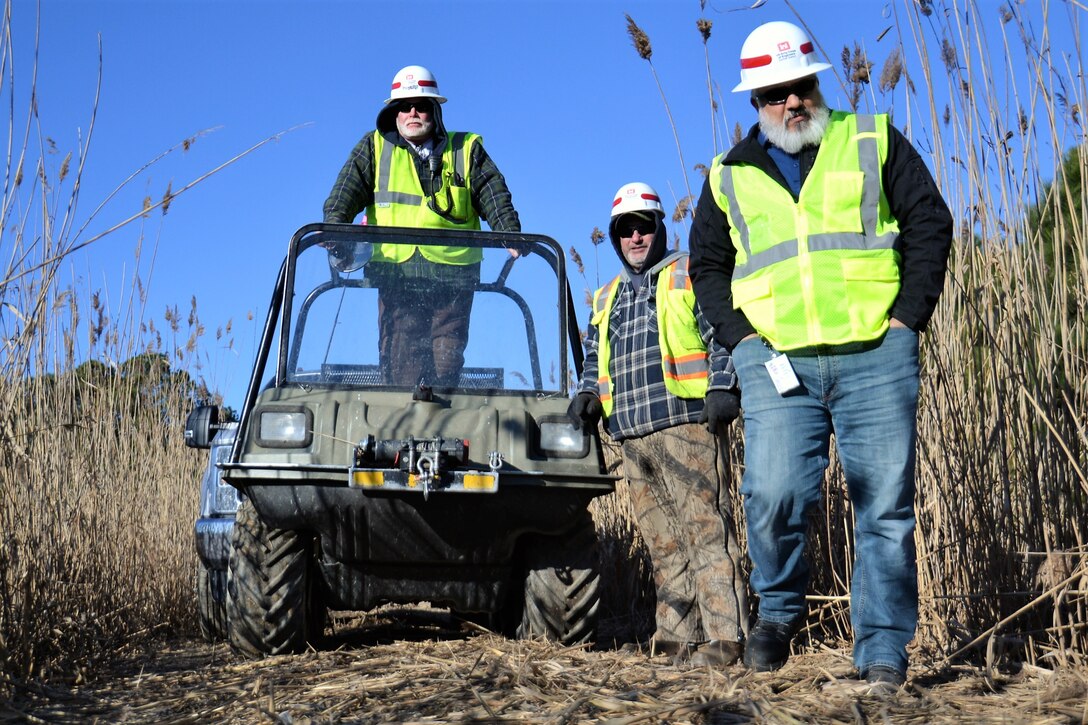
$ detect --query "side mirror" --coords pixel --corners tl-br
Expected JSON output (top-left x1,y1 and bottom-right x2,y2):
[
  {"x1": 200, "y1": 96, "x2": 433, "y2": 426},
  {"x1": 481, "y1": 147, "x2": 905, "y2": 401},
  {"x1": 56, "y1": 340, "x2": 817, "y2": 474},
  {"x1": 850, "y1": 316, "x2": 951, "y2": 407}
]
[
  {"x1": 328, "y1": 241, "x2": 373, "y2": 273},
  {"x1": 185, "y1": 405, "x2": 220, "y2": 449}
]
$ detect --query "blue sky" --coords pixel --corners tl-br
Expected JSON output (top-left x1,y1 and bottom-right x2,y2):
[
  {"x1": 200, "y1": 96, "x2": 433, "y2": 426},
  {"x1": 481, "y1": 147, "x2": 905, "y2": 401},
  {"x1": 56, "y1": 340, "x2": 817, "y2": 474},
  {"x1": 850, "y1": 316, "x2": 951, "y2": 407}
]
[{"x1": 10, "y1": 0, "x2": 1083, "y2": 408}]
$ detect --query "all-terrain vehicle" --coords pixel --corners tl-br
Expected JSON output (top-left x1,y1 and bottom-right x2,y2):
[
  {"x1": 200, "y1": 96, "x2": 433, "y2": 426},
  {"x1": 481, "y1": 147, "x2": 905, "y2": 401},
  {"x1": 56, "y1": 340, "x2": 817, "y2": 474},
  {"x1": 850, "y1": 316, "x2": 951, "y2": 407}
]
[{"x1": 185, "y1": 223, "x2": 616, "y2": 656}]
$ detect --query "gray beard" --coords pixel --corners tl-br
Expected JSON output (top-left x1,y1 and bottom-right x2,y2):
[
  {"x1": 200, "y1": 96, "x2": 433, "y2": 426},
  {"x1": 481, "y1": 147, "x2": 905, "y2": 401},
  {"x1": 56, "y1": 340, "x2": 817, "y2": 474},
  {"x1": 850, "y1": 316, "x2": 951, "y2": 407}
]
[
  {"x1": 397, "y1": 117, "x2": 435, "y2": 144},
  {"x1": 759, "y1": 101, "x2": 831, "y2": 154}
]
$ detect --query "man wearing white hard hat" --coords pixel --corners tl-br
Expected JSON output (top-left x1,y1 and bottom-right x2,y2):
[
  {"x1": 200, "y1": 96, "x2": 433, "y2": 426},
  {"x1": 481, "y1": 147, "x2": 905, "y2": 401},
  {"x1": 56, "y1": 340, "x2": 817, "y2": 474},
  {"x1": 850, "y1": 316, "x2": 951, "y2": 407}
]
[
  {"x1": 570, "y1": 182, "x2": 748, "y2": 668},
  {"x1": 323, "y1": 64, "x2": 521, "y2": 387},
  {"x1": 689, "y1": 21, "x2": 952, "y2": 688}
]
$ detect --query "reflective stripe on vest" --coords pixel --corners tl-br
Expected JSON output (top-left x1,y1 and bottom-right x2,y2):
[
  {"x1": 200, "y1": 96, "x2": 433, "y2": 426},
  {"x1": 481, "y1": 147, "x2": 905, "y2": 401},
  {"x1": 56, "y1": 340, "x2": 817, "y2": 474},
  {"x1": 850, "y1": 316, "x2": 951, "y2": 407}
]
[
  {"x1": 590, "y1": 255, "x2": 709, "y2": 418},
  {"x1": 370, "y1": 131, "x2": 483, "y2": 265},
  {"x1": 590, "y1": 277, "x2": 622, "y2": 412},
  {"x1": 711, "y1": 112, "x2": 901, "y2": 350}
]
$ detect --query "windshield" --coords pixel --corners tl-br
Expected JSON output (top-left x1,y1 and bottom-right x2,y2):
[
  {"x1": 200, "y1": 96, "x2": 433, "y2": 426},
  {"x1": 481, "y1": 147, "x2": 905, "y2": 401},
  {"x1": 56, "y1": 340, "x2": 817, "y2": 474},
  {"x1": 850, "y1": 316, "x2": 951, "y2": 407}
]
[{"x1": 275, "y1": 224, "x2": 577, "y2": 395}]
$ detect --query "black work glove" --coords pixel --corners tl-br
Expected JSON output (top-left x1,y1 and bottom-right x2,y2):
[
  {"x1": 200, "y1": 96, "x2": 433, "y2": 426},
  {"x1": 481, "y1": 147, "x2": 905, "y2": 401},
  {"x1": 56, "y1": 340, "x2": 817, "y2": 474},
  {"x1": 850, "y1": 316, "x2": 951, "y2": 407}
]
[
  {"x1": 567, "y1": 391, "x2": 603, "y2": 430},
  {"x1": 699, "y1": 389, "x2": 741, "y2": 436}
]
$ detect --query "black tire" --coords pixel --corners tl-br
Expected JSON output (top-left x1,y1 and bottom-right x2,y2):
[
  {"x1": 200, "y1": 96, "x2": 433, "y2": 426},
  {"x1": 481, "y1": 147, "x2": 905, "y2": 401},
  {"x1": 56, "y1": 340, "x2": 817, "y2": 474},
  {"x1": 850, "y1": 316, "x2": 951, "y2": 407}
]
[
  {"x1": 226, "y1": 500, "x2": 324, "y2": 657},
  {"x1": 196, "y1": 563, "x2": 227, "y2": 641},
  {"x1": 514, "y1": 513, "x2": 601, "y2": 645}
]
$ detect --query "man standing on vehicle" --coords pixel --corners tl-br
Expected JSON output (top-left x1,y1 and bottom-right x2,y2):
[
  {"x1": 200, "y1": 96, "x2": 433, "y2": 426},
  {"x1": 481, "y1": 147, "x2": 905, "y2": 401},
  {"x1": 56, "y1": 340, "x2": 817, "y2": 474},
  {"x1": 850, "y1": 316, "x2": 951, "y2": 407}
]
[
  {"x1": 323, "y1": 64, "x2": 521, "y2": 388},
  {"x1": 689, "y1": 21, "x2": 953, "y2": 687},
  {"x1": 569, "y1": 182, "x2": 748, "y2": 667}
]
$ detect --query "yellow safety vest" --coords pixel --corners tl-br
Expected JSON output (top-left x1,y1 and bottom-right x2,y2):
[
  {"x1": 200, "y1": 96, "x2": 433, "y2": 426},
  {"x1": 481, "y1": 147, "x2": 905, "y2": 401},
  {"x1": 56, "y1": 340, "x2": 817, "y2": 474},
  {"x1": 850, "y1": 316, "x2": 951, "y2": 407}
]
[
  {"x1": 590, "y1": 254, "x2": 709, "y2": 417},
  {"x1": 369, "y1": 131, "x2": 483, "y2": 265},
  {"x1": 710, "y1": 112, "x2": 902, "y2": 350}
]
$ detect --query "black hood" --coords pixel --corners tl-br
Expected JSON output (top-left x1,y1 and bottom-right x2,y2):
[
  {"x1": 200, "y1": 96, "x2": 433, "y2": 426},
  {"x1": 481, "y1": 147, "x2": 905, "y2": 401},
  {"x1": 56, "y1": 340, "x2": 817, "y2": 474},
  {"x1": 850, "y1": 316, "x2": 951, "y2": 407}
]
[
  {"x1": 375, "y1": 97, "x2": 448, "y2": 149},
  {"x1": 609, "y1": 211, "x2": 669, "y2": 277}
]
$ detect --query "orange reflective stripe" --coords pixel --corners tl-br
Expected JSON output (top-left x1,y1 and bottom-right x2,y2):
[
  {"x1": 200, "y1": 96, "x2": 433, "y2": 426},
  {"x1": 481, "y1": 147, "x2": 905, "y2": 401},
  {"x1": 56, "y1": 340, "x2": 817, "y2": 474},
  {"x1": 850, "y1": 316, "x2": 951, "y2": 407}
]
[
  {"x1": 662, "y1": 351, "x2": 708, "y2": 381},
  {"x1": 667, "y1": 261, "x2": 691, "y2": 291},
  {"x1": 597, "y1": 374, "x2": 611, "y2": 400}
]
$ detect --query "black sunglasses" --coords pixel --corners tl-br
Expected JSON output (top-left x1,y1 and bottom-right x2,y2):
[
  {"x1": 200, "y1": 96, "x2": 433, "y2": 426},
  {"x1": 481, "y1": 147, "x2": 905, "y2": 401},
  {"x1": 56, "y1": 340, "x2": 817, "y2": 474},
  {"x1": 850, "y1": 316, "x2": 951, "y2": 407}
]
[
  {"x1": 755, "y1": 76, "x2": 818, "y2": 106},
  {"x1": 618, "y1": 220, "x2": 656, "y2": 237},
  {"x1": 395, "y1": 99, "x2": 432, "y2": 113}
]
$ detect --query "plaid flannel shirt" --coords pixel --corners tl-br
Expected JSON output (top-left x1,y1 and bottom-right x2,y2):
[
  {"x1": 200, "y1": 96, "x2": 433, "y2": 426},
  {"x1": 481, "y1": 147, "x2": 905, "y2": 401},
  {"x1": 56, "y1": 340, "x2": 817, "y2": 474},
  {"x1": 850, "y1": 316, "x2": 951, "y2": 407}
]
[{"x1": 578, "y1": 262, "x2": 737, "y2": 442}]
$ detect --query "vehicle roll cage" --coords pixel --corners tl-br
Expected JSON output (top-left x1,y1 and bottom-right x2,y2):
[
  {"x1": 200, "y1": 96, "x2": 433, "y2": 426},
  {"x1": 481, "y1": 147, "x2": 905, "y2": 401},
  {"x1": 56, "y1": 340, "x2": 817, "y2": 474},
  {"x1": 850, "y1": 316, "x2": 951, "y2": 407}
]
[{"x1": 232, "y1": 223, "x2": 586, "y2": 466}]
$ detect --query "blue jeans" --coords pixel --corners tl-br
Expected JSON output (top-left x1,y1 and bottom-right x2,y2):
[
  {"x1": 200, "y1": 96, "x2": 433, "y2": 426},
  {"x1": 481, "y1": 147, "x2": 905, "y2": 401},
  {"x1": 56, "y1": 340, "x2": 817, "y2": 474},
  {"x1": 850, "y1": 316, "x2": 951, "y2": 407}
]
[{"x1": 733, "y1": 328, "x2": 920, "y2": 674}]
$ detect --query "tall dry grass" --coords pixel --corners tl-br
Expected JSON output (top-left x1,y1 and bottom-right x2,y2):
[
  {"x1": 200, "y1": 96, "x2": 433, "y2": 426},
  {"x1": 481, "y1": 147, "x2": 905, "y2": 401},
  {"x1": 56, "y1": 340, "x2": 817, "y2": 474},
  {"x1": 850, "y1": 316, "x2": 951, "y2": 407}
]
[
  {"x1": 0, "y1": 3, "x2": 252, "y2": 690},
  {"x1": 894, "y1": 0, "x2": 1087, "y2": 668},
  {"x1": 591, "y1": 0, "x2": 1088, "y2": 668}
]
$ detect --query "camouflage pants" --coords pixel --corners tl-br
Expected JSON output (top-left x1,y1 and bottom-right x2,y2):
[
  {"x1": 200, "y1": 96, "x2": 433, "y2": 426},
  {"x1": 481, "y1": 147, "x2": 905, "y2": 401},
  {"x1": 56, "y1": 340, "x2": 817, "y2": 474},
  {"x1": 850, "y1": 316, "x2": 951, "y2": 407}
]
[
  {"x1": 622, "y1": 423, "x2": 749, "y2": 644},
  {"x1": 377, "y1": 284, "x2": 473, "y2": 388}
]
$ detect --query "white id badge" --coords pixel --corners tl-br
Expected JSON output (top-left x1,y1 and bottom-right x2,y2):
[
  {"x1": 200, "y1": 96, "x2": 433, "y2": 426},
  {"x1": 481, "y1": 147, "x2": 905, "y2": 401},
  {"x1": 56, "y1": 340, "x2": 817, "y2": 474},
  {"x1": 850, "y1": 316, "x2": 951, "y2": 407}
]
[{"x1": 765, "y1": 353, "x2": 802, "y2": 395}]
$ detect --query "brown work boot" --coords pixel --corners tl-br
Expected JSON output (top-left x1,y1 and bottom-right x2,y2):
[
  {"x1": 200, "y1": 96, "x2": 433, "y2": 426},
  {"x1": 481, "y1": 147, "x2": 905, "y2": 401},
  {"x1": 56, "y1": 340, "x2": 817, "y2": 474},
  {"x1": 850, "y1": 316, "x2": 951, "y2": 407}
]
[
  {"x1": 689, "y1": 639, "x2": 744, "y2": 667},
  {"x1": 651, "y1": 639, "x2": 698, "y2": 663}
]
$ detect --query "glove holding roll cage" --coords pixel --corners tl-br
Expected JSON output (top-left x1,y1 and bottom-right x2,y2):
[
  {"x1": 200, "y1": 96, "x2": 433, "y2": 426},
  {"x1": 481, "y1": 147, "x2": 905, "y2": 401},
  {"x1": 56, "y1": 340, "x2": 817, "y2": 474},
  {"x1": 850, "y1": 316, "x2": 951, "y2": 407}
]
[{"x1": 566, "y1": 391, "x2": 603, "y2": 430}]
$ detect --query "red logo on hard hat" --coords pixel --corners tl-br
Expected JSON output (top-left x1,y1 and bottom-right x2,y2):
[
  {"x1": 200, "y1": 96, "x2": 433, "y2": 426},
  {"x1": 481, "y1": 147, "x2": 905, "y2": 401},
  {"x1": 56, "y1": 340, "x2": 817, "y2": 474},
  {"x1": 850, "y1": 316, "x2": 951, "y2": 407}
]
[
  {"x1": 406, "y1": 73, "x2": 415, "y2": 81},
  {"x1": 777, "y1": 41, "x2": 791, "y2": 52}
]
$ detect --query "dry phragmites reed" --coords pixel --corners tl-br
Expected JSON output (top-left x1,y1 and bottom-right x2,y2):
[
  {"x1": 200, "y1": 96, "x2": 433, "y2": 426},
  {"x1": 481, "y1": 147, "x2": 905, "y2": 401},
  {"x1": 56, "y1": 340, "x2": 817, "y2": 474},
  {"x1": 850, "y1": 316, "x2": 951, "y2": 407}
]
[
  {"x1": 941, "y1": 37, "x2": 958, "y2": 72},
  {"x1": 879, "y1": 48, "x2": 904, "y2": 93},
  {"x1": 590, "y1": 227, "x2": 605, "y2": 246},
  {"x1": 569, "y1": 246, "x2": 585, "y2": 276},
  {"x1": 161, "y1": 182, "x2": 174, "y2": 215},
  {"x1": 843, "y1": 44, "x2": 871, "y2": 84},
  {"x1": 672, "y1": 197, "x2": 691, "y2": 223},
  {"x1": 626, "y1": 14, "x2": 652, "y2": 61},
  {"x1": 697, "y1": 18, "x2": 711, "y2": 44}
]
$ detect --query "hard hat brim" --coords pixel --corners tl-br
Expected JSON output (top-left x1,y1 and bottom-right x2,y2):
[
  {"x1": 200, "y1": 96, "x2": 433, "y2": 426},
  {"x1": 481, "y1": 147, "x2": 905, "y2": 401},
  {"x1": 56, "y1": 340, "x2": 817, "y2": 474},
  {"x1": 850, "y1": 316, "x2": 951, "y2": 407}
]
[
  {"x1": 384, "y1": 94, "x2": 448, "y2": 105},
  {"x1": 732, "y1": 63, "x2": 831, "y2": 93}
]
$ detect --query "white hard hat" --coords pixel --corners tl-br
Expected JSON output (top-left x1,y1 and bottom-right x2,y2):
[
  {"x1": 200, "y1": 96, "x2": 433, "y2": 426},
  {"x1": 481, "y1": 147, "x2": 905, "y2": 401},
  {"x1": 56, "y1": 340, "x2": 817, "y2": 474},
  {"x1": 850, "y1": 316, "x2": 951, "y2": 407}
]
[
  {"x1": 610, "y1": 182, "x2": 664, "y2": 219},
  {"x1": 732, "y1": 21, "x2": 832, "y2": 92},
  {"x1": 385, "y1": 65, "x2": 447, "y2": 104}
]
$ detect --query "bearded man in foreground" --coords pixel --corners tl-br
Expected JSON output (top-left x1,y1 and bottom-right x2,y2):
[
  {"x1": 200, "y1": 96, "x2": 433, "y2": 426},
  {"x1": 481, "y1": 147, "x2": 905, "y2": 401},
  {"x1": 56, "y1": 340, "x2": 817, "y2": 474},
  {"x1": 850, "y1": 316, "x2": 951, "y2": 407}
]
[{"x1": 688, "y1": 20, "x2": 953, "y2": 690}]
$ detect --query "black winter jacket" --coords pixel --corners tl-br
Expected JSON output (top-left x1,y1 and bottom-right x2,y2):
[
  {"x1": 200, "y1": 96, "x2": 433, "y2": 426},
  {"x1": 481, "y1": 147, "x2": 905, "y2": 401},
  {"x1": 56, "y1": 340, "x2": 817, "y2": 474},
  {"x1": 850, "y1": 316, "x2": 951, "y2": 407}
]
[{"x1": 688, "y1": 117, "x2": 953, "y2": 350}]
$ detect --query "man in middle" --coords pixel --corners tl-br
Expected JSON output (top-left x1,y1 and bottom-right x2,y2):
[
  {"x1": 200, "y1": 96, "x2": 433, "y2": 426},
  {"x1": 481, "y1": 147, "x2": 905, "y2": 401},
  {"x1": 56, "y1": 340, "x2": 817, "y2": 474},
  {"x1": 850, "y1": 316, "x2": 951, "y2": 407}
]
[{"x1": 568, "y1": 182, "x2": 748, "y2": 667}]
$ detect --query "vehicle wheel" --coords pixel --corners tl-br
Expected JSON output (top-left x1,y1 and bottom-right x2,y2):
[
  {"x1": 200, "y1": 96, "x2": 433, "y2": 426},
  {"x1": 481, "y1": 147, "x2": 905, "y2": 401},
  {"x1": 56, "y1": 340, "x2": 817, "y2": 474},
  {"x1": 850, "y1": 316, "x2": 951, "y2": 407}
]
[
  {"x1": 226, "y1": 500, "x2": 324, "y2": 656},
  {"x1": 515, "y1": 512, "x2": 601, "y2": 645},
  {"x1": 196, "y1": 563, "x2": 228, "y2": 641}
]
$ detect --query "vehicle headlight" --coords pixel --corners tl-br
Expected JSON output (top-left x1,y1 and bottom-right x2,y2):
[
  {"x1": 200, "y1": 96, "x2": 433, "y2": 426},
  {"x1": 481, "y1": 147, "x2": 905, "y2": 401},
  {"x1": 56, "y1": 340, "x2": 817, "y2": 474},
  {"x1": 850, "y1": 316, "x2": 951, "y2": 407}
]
[
  {"x1": 256, "y1": 406, "x2": 313, "y2": 448},
  {"x1": 537, "y1": 415, "x2": 589, "y2": 458}
]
